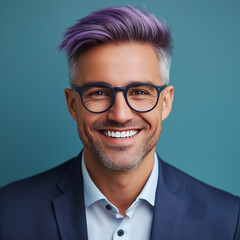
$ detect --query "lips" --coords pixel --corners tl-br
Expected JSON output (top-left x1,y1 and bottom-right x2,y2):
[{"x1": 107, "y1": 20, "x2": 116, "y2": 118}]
[{"x1": 102, "y1": 130, "x2": 139, "y2": 138}]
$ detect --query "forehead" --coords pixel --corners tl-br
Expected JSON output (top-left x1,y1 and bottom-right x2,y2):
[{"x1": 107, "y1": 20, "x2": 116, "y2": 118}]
[{"x1": 75, "y1": 42, "x2": 162, "y2": 86}]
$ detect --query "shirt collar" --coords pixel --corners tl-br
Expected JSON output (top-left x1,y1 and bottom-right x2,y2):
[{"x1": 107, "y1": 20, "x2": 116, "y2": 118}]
[
  {"x1": 81, "y1": 152, "x2": 159, "y2": 208},
  {"x1": 81, "y1": 154, "x2": 106, "y2": 207},
  {"x1": 136, "y1": 153, "x2": 158, "y2": 206}
]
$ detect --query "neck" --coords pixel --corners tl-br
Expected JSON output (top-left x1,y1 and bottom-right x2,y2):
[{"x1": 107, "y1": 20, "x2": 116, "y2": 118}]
[{"x1": 84, "y1": 149, "x2": 155, "y2": 216}]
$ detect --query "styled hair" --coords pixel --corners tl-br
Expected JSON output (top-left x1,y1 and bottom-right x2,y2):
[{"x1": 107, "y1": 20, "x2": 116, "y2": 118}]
[{"x1": 59, "y1": 6, "x2": 172, "y2": 86}]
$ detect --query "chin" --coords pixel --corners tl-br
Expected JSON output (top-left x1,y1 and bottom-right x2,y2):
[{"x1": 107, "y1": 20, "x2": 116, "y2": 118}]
[{"x1": 97, "y1": 150, "x2": 145, "y2": 171}]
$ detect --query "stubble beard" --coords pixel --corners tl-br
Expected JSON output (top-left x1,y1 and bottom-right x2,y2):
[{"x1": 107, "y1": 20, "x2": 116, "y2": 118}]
[
  {"x1": 91, "y1": 144, "x2": 144, "y2": 171},
  {"x1": 77, "y1": 120, "x2": 161, "y2": 171}
]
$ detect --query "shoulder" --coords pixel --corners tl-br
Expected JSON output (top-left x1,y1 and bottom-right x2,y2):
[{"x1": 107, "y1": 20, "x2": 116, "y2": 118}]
[
  {"x1": 159, "y1": 158, "x2": 240, "y2": 235},
  {"x1": 160, "y1": 158, "x2": 240, "y2": 206},
  {"x1": 0, "y1": 155, "x2": 80, "y2": 207},
  {"x1": 0, "y1": 155, "x2": 83, "y2": 238},
  {"x1": 158, "y1": 158, "x2": 240, "y2": 238}
]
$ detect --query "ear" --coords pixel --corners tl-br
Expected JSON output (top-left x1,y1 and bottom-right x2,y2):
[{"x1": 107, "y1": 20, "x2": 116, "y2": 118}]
[
  {"x1": 161, "y1": 85, "x2": 174, "y2": 121},
  {"x1": 64, "y1": 88, "x2": 77, "y2": 121}
]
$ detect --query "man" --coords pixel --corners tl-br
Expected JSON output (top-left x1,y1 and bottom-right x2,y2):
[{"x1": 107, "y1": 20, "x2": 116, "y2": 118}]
[{"x1": 0, "y1": 5, "x2": 239, "y2": 240}]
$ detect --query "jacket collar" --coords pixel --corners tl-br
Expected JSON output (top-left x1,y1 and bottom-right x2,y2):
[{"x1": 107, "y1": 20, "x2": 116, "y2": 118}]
[
  {"x1": 53, "y1": 151, "x2": 184, "y2": 240},
  {"x1": 53, "y1": 151, "x2": 88, "y2": 240},
  {"x1": 150, "y1": 155, "x2": 184, "y2": 240}
]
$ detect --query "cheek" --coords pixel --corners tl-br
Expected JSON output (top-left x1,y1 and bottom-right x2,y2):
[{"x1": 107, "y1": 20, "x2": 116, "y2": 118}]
[
  {"x1": 77, "y1": 110, "x2": 102, "y2": 134},
  {"x1": 76, "y1": 109, "x2": 91, "y2": 138},
  {"x1": 141, "y1": 108, "x2": 162, "y2": 131},
  {"x1": 152, "y1": 104, "x2": 163, "y2": 128},
  {"x1": 76, "y1": 114, "x2": 95, "y2": 148},
  {"x1": 77, "y1": 115, "x2": 91, "y2": 133},
  {"x1": 151, "y1": 116, "x2": 162, "y2": 135}
]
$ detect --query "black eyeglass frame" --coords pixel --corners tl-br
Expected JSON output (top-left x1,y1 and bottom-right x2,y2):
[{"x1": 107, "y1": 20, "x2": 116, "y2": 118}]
[{"x1": 72, "y1": 82, "x2": 167, "y2": 113}]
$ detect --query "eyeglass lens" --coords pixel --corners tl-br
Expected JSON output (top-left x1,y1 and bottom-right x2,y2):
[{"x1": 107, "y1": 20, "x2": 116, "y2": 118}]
[{"x1": 81, "y1": 84, "x2": 158, "y2": 113}]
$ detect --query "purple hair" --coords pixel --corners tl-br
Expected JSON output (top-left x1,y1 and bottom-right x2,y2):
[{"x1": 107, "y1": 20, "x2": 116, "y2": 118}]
[{"x1": 59, "y1": 6, "x2": 172, "y2": 85}]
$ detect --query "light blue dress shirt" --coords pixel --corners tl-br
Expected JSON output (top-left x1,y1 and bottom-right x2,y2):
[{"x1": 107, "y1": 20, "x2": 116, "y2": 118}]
[{"x1": 81, "y1": 153, "x2": 159, "y2": 240}]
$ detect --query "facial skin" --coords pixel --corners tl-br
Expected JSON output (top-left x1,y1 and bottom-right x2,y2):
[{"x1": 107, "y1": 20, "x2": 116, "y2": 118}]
[{"x1": 65, "y1": 42, "x2": 174, "y2": 173}]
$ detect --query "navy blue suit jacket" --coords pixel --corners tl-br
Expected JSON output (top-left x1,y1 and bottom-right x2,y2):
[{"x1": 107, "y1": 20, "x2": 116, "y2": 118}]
[{"x1": 0, "y1": 152, "x2": 240, "y2": 239}]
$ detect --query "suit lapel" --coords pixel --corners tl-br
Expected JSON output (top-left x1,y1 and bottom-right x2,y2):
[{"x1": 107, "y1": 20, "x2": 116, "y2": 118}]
[
  {"x1": 150, "y1": 157, "x2": 185, "y2": 240},
  {"x1": 52, "y1": 153, "x2": 185, "y2": 240},
  {"x1": 53, "y1": 152, "x2": 88, "y2": 240}
]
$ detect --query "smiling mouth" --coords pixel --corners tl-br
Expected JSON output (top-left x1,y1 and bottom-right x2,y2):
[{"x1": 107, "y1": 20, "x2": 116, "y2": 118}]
[{"x1": 101, "y1": 130, "x2": 140, "y2": 139}]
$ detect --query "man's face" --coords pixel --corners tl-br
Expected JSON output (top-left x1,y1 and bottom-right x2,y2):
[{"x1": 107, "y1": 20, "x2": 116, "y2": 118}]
[{"x1": 65, "y1": 43, "x2": 173, "y2": 171}]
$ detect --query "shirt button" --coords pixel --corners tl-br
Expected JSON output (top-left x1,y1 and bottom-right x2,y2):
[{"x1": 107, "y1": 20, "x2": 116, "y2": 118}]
[
  {"x1": 117, "y1": 229, "x2": 124, "y2": 237},
  {"x1": 105, "y1": 204, "x2": 112, "y2": 210}
]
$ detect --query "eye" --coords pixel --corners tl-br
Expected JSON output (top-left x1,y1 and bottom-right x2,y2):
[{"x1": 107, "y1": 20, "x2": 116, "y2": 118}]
[
  {"x1": 90, "y1": 91, "x2": 107, "y2": 96},
  {"x1": 130, "y1": 88, "x2": 149, "y2": 96},
  {"x1": 132, "y1": 90, "x2": 147, "y2": 95},
  {"x1": 85, "y1": 87, "x2": 112, "y2": 98}
]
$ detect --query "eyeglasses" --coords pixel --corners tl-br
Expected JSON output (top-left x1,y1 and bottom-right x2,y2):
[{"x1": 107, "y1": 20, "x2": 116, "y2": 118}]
[{"x1": 72, "y1": 82, "x2": 167, "y2": 113}]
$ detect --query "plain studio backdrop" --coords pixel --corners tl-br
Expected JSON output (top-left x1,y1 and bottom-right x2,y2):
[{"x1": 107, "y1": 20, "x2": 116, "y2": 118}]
[{"x1": 0, "y1": 0, "x2": 239, "y2": 196}]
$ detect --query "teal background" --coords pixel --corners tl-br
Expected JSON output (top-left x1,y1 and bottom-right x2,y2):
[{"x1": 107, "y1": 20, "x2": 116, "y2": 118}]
[{"x1": 0, "y1": 0, "x2": 239, "y2": 196}]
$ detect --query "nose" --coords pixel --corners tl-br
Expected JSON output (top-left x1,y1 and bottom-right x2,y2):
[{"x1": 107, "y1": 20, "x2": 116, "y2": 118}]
[{"x1": 107, "y1": 91, "x2": 134, "y2": 124}]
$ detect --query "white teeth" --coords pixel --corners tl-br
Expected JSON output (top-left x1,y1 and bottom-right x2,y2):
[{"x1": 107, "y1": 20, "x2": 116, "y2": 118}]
[
  {"x1": 121, "y1": 132, "x2": 126, "y2": 138},
  {"x1": 116, "y1": 131, "x2": 121, "y2": 138},
  {"x1": 103, "y1": 130, "x2": 139, "y2": 138}
]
